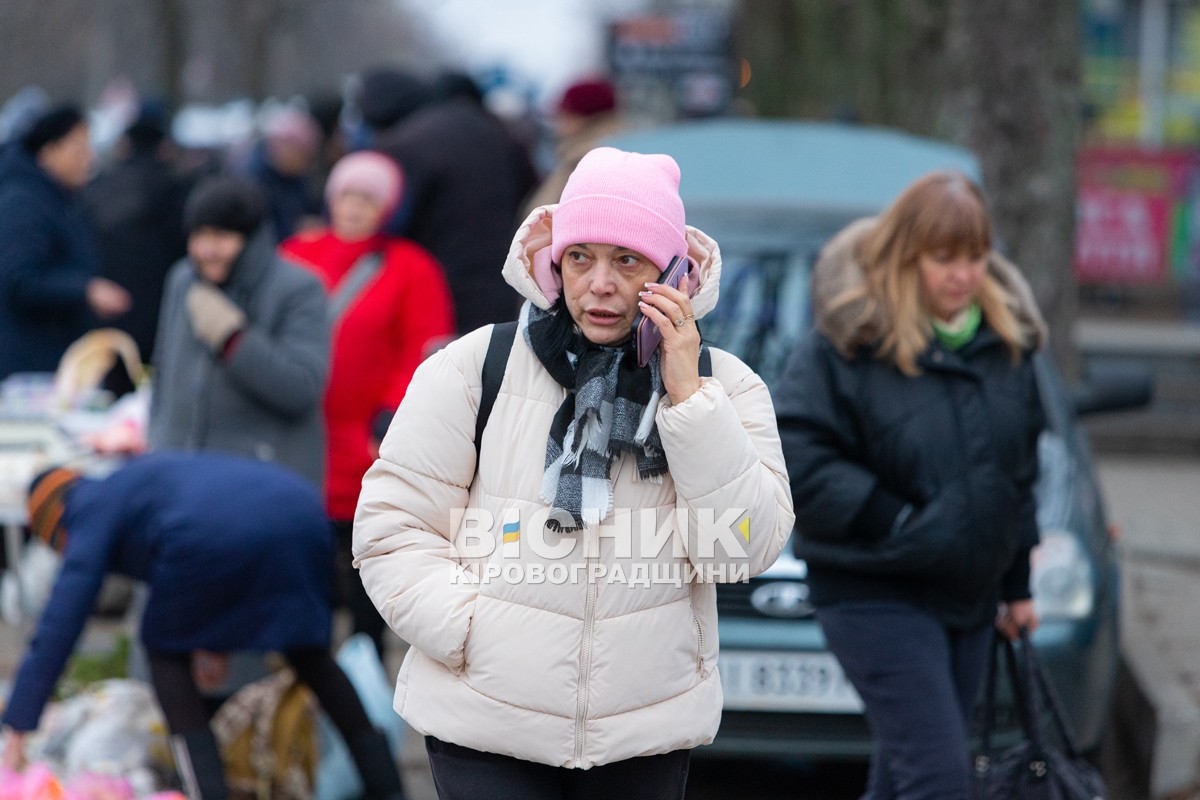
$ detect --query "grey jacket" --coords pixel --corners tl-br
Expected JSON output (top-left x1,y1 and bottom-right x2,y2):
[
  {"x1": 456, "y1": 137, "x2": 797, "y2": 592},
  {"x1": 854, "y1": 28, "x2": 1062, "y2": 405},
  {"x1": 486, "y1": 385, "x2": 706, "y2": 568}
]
[{"x1": 149, "y1": 229, "x2": 330, "y2": 488}]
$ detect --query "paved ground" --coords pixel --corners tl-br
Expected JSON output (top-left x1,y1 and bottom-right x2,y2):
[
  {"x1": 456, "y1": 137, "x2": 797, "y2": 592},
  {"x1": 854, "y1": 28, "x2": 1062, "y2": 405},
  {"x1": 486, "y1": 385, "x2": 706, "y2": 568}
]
[{"x1": 1097, "y1": 455, "x2": 1200, "y2": 799}]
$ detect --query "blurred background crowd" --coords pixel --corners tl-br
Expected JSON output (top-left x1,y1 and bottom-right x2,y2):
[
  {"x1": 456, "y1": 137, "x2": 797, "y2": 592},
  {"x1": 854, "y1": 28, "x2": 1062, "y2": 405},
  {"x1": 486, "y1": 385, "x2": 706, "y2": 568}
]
[{"x1": 1, "y1": 1, "x2": 1200, "y2": 798}]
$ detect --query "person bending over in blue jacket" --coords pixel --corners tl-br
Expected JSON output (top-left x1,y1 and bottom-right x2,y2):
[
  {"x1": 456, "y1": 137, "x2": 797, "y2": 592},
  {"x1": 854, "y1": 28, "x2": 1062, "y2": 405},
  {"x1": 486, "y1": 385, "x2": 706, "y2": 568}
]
[{"x1": 0, "y1": 451, "x2": 403, "y2": 800}]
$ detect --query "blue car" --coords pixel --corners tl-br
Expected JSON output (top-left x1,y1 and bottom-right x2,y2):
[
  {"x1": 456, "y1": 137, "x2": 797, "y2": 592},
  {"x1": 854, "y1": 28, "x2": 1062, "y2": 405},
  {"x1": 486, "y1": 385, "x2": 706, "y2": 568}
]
[{"x1": 606, "y1": 119, "x2": 1148, "y2": 759}]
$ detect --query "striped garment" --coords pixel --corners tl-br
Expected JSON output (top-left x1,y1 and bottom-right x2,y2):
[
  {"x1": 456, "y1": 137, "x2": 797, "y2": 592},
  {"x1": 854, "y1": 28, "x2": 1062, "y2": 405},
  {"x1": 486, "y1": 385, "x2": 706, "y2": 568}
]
[{"x1": 524, "y1": 302, "x2": 666, "y2": 531}]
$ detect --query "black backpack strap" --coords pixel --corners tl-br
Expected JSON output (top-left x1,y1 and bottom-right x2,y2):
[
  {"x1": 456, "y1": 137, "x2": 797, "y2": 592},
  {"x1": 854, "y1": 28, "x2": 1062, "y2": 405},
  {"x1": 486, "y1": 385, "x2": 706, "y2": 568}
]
[
  {"x1": 475, "y1": 328, "x2": 705, "y2": 468},
  {"x1": 475, "y1": 321, "x2": 518, "y2": 467}
]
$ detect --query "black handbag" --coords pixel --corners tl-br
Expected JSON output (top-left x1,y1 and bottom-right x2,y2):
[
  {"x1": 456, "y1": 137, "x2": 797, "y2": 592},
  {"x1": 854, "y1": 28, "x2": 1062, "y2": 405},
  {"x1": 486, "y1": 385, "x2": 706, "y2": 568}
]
[{"x1": 972, "y1": 629, "x2": 1106, "y2": 800}]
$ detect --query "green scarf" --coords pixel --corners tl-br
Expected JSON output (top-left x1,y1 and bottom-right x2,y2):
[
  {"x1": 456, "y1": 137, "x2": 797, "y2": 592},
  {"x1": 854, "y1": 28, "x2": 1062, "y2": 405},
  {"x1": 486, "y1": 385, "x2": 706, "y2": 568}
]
[{"x1": 931, "y1": 303, "x2": 981, "y2": 350}]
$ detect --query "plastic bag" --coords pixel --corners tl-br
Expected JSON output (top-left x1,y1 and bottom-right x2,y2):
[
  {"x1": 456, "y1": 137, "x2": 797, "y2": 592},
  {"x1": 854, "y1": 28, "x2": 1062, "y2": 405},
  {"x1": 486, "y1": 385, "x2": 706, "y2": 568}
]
[
  {"x1": 28, "y1": 680, "x2": 175, "y2": 796},
  {"x1": 313, "y1": 634, "x2": 406, "y2": 800}
]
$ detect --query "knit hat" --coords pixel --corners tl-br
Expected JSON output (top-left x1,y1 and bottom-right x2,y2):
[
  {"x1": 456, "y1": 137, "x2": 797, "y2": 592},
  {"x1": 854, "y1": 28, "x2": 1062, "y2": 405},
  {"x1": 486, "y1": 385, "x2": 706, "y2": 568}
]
[
  {"x1": 557, "y1": 79, "x2": 616, "y2": 118},
  {"x1": 124, "y1": 101, "x2": 169, "y2": 156},
  {"x1": 26, "y1": 466, "x2": 82, "y2": 554},
  {"x1": 550, "y1": 146, "x2": 687, "y2": 272},
  {"x1": 184, "y1": 175, "x2": 266, "y2": 237},
  {"x1": 21, "y1": 105, "x2": 85, "y2": 155},
  {"x1": 325, "y1": 151, "x2": 404, "y2": 217}
]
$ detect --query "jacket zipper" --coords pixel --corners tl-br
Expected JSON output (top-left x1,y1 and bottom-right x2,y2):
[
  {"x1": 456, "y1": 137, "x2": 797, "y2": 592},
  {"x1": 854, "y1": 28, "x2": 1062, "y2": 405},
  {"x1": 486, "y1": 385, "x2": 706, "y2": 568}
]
[
  {"x1": 692, "y1": 612, "x2": 706, "y2": 673},
  {"x1": 574, "y1": 528, "x2": 599, "y2": 767}
]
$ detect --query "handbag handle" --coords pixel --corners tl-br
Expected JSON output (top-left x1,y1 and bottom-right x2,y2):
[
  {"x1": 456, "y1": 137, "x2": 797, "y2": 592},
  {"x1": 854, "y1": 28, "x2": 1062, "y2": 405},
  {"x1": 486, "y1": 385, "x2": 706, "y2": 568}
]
[
  {"x1": 979, "y1": 632, "x2": 1002, "y2": 755},
  {"x1": 977, "y1": 631, "x2": 1046, "y2": 764},
  {"x1": 1004, "y1": 633, "x2": 1050, "y2": 762},
  {"x1": 1018, "y1": 628, "x2": 1085, "y2": 759}
]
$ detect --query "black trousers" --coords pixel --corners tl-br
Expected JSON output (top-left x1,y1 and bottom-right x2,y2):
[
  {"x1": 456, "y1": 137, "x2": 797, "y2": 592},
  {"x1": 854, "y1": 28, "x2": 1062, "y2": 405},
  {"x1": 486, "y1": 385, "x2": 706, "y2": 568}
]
[
  {"x1": 425, "y1": 736, "x2": 690, "y2": 800},
  {"x1": 334, "y1": 518, "x2": 388, "y2": 658},
  {"x1": 816, "y1": 601, "x2": 993, "y2": 800},
  {"x1": 147, "y1": 647, "x2": 374, "y2": 737}
]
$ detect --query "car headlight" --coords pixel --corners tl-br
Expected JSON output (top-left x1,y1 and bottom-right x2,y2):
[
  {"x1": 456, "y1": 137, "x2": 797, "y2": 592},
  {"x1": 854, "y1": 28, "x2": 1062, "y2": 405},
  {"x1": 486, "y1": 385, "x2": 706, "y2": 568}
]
[{"x1": 1030, "y1": 529, "x2": 1095, "y2": 620}]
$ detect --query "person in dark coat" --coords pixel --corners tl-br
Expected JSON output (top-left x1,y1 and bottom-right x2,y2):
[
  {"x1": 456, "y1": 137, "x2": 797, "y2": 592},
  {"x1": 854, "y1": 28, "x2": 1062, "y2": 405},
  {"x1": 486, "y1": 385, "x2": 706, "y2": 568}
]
[
  {"x1": 245, "y1": 107, "x2": 324, "y2": 242},
  {"x1": 81, "y1": 107, "x2": 192, "y2": 388},
  {"x1": 0, "y1": 104, "x2": 132, "y2": 380},
  {"x1": 148, "y1": 175, "x2": 329, "y2": 489},
  {"x1": 0, "y1": 452, "x2": 404, "y2": 800},
  {"x1": 774, "y1": 171, "x2": 1047, "y2": 800},
  {"x1": 359, "y1": 68, "x2": 536, "y2": 334}
]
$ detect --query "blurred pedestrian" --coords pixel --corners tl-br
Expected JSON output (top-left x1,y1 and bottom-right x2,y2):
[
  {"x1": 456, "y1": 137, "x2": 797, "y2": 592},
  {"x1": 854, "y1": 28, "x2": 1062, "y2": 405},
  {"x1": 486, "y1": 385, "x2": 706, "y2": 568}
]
[
  {"x1": 246, "y1": 106, "x2": 324, "y2": 241},
  {"x1": 354, "y1": 146, "x2": 794, "y2": 798},
  {"x1": 523, "y1": 77, "x2": 627, "y2": 215},
  {"x1": 359, "y1": 67, "x2": 536, "y2": 333},
  {"x1": 148, "y1": 175, "x2": 329, "y2": 488},
  {"x1": 0, "y1": 104, "x2": 131, "y2": 380},
  {"x1": 281, "y1": 150, "x2": 454, "y2": 656},
  {"x1": 775, "y1": 171, "x2": 1047, "y2": 799},
  {"x1": 82, "y1": 104, "x2": 193, "y2": 393},
  {"x1": 0, "y1": 452, "x2": 405, "y2": 800},
  {"x1": 308, "y1": 93, "x2": 351, "y2": 190}
]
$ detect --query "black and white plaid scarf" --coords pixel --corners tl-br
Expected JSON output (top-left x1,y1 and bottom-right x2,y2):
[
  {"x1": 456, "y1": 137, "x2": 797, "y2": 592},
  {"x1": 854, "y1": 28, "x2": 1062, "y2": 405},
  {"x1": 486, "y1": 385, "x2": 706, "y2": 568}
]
[{"x1": 524, "y1": 302, "x2": 667, "y2": 531}]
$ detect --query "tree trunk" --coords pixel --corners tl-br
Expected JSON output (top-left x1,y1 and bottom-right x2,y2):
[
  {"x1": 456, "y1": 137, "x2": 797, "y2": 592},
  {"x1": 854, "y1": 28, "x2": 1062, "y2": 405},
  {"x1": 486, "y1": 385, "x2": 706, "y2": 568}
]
[
  {"x1": 160, "y1": 0, "x2": 187, "y2": 109},
  {"x1": 732, "y1": 0, "x2": 1082, "y2": 375},
  {"x1": 940, "y1": 1, "x2": 1082, "y2": 377}
]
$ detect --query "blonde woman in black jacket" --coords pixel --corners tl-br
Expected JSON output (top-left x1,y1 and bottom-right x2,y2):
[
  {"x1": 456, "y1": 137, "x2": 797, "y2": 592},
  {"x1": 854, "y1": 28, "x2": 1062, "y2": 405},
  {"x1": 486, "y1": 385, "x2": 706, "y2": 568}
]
[{"x1": 775, "y1": 171, "x2": 1047, "y2": 800}]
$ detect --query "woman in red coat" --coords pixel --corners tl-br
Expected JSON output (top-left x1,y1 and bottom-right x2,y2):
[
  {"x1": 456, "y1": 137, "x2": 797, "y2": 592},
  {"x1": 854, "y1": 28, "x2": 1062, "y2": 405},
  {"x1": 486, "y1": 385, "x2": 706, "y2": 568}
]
[{"x1": 282, "y1": 150, "x2": 454, "y2": 654}]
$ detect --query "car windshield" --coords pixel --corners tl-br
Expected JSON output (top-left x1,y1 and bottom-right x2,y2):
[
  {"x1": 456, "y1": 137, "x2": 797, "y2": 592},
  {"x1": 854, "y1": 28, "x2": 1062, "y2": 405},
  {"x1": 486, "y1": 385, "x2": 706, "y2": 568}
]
[{"x1": 701, "y1": 249, "x2": 814, "y2": 389}]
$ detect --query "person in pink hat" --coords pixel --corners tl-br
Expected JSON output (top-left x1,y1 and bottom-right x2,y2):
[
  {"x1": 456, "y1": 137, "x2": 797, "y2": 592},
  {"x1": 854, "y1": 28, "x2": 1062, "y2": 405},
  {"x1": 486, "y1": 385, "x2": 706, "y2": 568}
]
[
  {"x1": 281, "y1": 150, "x2": 454, "y2": 657},
  {"x1": 352, "y1": 146, "x2": 795, "y2": 798}
]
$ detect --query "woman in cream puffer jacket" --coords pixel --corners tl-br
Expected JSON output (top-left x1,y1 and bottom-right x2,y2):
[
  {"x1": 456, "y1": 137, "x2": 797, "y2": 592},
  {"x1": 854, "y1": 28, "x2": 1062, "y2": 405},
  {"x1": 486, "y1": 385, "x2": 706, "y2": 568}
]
[{"x1": 354, "y1": 147, "x2": 793, "y2": 798}]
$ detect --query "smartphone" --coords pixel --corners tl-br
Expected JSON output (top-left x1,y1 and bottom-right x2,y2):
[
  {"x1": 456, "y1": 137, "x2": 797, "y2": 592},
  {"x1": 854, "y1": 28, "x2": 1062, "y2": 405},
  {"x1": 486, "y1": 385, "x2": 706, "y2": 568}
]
[{"x1": 632, "y1": 255, "x2": 690, "y2": 368}]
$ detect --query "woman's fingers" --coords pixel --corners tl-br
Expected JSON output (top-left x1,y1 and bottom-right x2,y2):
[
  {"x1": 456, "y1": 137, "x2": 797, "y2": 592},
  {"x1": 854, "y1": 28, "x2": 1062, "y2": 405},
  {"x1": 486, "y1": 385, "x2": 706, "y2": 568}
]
[
  {"x1": 644, "y1": 281, "x2": 691, "y2": 314},
  {"x1": 639, "y1": 283, "x2": 692, "y2": 332},
  {"x1": 638, "y1": 282, "x2": 702, "y2": 404}
]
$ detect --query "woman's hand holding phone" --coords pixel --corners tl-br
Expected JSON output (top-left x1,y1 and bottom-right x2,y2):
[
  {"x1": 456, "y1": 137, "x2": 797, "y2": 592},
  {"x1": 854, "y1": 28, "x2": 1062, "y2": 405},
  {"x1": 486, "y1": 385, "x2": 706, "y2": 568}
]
[{"x1": 636, "y1": 268, "x2": 701, "y2": 405}]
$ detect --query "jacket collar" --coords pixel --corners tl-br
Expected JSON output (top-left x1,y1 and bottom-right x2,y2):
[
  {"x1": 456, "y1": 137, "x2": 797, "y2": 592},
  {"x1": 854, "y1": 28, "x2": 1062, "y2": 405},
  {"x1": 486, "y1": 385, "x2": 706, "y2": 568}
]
[
  {"x1": 223, "y1": 227, "x2": 276, "y2": 296},
  {"x1": 917, "y1": 322, "x2": 1008, "y2": 375},
  {"x1": 812, "y1": 216, "x2": 1047, "y2": 357}
]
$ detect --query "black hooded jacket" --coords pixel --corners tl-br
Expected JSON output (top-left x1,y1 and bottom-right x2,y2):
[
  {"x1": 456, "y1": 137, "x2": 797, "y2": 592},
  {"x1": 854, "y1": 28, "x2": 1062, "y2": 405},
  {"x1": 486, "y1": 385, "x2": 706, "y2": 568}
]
[{"x1": 774, "y1": 218, "x2": 1047, "y2": 630}]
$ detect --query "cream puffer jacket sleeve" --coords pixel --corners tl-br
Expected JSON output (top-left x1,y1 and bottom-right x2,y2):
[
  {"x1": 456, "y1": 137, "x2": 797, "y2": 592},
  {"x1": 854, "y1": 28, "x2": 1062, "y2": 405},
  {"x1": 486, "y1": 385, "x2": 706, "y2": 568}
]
[
  {"x1": 658, "y1": 355, "x2": 793, "y2": 578},
  {"x1": 352, "y1": 327, "x2": 488, "y2": 672}
]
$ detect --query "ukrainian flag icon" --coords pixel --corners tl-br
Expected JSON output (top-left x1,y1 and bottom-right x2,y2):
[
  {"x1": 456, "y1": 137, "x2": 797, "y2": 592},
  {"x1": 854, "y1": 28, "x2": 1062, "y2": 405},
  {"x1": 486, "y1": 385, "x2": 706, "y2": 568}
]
[{"x1": 502, "y1": 520, "x2": 520, "y2": 544}]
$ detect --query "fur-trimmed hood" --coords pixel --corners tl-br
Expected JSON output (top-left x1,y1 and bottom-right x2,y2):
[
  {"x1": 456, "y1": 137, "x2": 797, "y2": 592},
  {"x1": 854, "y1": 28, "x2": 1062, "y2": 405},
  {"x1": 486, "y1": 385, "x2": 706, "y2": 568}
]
[
  {"x1": 501, "y1": 204, "x2": 722, "y2": 319},
  {"x1": 812, "y1": 217, "x2": 1047, "y2": 355}
]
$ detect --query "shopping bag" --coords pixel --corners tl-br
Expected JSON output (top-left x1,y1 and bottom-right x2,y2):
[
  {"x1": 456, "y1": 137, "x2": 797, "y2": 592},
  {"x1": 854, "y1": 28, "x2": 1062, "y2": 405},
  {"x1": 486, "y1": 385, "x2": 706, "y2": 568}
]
[{"x1": 313, "y1": 634, "x2": 406, "y2": 800}]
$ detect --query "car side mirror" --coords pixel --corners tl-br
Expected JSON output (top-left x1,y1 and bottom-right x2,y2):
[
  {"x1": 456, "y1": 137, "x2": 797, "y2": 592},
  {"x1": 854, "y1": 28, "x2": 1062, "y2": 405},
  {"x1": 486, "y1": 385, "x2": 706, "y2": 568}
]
[{"x1": 1071, "y1": 362, "x2": 1153, "y2": 417}]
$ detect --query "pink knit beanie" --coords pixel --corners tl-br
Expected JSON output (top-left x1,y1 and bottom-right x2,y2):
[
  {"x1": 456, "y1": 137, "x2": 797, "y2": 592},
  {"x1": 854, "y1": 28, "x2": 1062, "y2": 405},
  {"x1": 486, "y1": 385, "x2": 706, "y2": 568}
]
[
  {"x1": 325, "y1": 151, "x2": 404, "y2": 216},
  {"x1": 550, "y1": 147, "x2": 687, "y2": 272}
]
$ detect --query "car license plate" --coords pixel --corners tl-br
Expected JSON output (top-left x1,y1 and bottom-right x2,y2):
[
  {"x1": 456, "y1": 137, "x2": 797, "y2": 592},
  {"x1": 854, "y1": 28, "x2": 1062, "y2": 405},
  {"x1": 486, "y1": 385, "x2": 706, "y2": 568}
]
[{"x1": 720, "y1": 651, "x2": 864, "y2": 713}]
